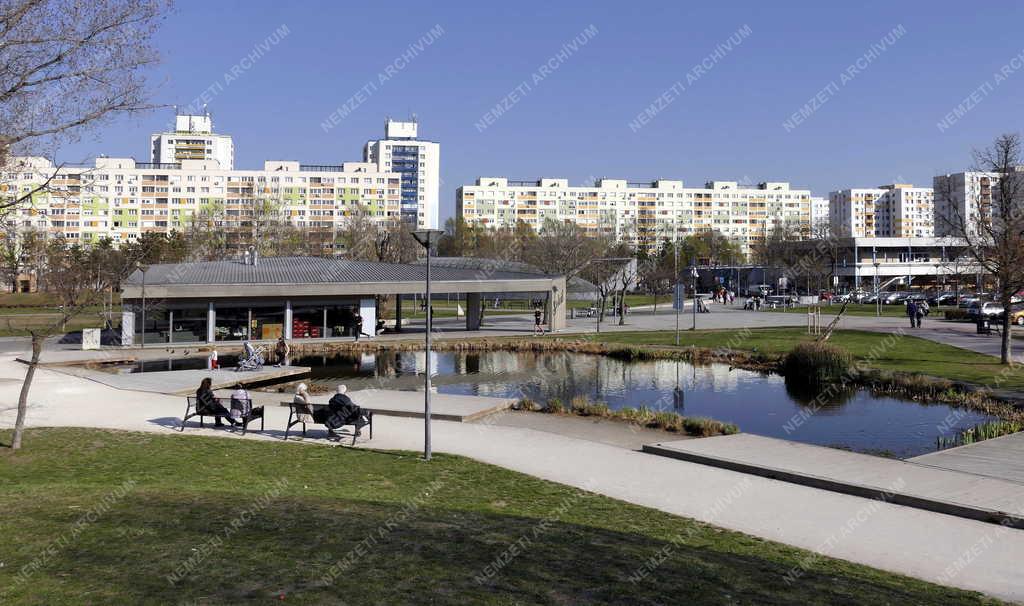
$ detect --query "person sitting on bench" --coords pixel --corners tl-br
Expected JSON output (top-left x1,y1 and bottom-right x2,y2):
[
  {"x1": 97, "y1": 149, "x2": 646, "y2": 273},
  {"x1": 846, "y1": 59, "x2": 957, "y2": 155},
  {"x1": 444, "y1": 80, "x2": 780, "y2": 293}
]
[
  {"x1": 229, "y1": 383, "x2": 252, "y2": 422},
  {"x1": 322, "y1": 384, "x2": 369, "y2": 438},
  {"x1": 196, "y1": 377, "x2": 237, "y2": 427}
]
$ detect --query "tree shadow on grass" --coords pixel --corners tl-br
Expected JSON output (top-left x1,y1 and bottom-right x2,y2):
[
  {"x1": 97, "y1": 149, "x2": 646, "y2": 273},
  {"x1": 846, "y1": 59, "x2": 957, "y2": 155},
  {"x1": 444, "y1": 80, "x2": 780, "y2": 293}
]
[{"x1": 1, "y1": 493, "x2": 987, "y2": 606}]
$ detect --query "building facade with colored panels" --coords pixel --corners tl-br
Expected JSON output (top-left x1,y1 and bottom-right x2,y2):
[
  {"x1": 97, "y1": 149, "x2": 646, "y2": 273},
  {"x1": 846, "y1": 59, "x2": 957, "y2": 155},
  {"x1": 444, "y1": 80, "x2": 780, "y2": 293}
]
[
  {"x1": 0, "y1": 156, "x2": 401, "y2": 246},
  {"x1": 456, "y1": 177, "x2": 812, "y2": 254}
]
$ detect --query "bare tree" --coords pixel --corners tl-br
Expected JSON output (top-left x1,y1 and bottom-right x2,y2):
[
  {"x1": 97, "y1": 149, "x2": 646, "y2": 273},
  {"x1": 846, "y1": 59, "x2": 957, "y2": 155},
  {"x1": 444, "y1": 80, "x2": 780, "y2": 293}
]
[
  {"x1": 0, "y1": 0, "x2": 168, "y2": 207},
  {"x1": 1, "y1": 0, "x2": 169, "y2": 450},
  {"x1": 9, "y1": 237, "x2": 150, "y2": 449},
  {"x1": 935, "y1": 133, "x2": 1024, "y2": 364}
]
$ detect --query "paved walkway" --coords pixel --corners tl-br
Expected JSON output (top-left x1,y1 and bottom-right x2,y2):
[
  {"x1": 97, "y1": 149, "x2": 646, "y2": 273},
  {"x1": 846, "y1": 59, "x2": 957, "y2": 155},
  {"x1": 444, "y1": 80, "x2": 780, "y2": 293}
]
[
  {"x1": 55, "y1": 364, "x2": 311, "y2": 395},
  {"x1": 1, "y1": 355, "x2": 1022, "y2": 601},
  {"x1": 911, "y1": 432, "x2": 1024, "y2": 484},
  {"x1": 645, "y1": 434, "x2": 1024, "y2": 528}
]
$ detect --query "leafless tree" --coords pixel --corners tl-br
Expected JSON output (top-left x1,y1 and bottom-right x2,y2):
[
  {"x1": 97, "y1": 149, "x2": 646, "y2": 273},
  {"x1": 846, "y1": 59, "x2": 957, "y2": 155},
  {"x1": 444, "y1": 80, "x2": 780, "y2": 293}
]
[
  {"x1": 9, "y1": 237, "x2": 150, "y2": 450},
  {"x1": 1, "y1": 0, "x2": 170, "y2": 450},
  {"x1": 935, "y1": 133, "x2": 1024, "y2": 364},
  {"x1": 0, "y1": 0, "x2": 168, "y2": 209}
]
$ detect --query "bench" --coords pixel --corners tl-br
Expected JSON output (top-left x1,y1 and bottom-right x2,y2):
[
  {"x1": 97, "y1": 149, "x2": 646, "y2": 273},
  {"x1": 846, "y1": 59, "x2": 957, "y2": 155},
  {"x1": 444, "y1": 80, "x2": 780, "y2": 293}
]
[
  {"x1": 181, "y1": 396, "x2": 264, "y2": 435},
  {"x1": 282, "y1": 400, "x2": 373, "y2": 445}
]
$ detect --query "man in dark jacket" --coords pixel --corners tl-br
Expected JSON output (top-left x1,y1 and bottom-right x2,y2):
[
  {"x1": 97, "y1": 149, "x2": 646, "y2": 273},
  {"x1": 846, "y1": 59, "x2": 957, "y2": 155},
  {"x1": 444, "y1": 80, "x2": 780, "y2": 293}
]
[
  {"x1": 907, "y1": 300, "x2": 919, "y2": 328},
  {"x1": 323, "y1": 384, "x2": 368, "y2": 437}
]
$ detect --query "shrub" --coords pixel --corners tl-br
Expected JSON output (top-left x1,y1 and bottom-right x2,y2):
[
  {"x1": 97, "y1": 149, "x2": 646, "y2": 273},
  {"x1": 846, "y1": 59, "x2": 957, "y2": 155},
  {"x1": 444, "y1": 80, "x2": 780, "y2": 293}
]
[
  {"x1": 782, "y1": 341, "x2": 853, "y2": 387},
  {"x1": 570, "y1": 395, "x2": 590, "y2": 414},
  {"x1": 545, "y1": 398, "x2": 565, "y2": 414}
]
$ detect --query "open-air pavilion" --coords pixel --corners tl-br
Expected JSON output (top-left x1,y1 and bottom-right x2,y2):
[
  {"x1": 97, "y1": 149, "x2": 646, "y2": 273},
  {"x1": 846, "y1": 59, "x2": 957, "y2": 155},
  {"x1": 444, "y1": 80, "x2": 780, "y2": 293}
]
[{"x1": 120, "y1": 256, "x2": 567, "y2": 345}]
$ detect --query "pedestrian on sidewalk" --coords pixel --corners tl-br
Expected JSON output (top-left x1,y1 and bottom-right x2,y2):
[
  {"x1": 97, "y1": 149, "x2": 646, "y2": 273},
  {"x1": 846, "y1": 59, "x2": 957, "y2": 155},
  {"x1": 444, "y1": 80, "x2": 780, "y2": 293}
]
[{"x1": 907, "y1": 300, "x2": 919, "y2": 328}]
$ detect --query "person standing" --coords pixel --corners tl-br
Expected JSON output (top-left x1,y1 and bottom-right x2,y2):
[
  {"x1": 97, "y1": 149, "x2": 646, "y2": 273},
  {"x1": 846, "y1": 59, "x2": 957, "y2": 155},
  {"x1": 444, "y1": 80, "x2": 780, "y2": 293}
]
[
  {"x1": 353, "y1": 313, "x2": 371, "y2": 341},
  {"x1": 907, "y1": 300, "x2": 919, "y2": 328},
  {"x1": 274, "y1": 336, "x2": 289, "y2": 366}
]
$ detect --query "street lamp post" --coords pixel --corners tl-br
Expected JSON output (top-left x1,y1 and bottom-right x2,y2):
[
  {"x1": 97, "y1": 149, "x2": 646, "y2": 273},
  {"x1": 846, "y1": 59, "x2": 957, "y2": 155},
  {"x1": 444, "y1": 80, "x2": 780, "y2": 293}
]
[
  {"x1": 690, "y1": 263, "x2": 698, "y2": 331},
  {"x1": 411, "y1": 228, "x2": 444, "y2": 461},
  {"x1": 137, "y1": 263, "x2": 148, "y2": 348},
  {"x1": 873, "y1": 261, "x2": 881, "y2": 317},
  {"x1": 674, "y1": 243, "x2": 680, "y2": 345}
]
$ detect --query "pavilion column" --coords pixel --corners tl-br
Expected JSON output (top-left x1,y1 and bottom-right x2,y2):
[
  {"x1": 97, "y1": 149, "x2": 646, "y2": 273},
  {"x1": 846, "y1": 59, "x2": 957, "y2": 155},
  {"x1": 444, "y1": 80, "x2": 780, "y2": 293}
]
[
  {"x1": 466, "y1": 293, "x2": 481, "y2": 330},
  {"x1": 395, "y1": 295, "x2": 403, "y2": 332},
  {"x1": 548, "y1": 280, "x2": 567, "y2": 330},
  {"x1": 284, "y1": 300, "x2": 293, "y2": 339},
  {"x1": 206, "y1": 302, "x2": 215, "y2": 343}
]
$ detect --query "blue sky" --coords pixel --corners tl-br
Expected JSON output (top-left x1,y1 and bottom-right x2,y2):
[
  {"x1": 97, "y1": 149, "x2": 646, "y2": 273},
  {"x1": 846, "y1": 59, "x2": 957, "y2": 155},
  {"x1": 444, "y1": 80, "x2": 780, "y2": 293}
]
[{"x1": 60, "y1": 0, "x2": 1024, "y2": 221}]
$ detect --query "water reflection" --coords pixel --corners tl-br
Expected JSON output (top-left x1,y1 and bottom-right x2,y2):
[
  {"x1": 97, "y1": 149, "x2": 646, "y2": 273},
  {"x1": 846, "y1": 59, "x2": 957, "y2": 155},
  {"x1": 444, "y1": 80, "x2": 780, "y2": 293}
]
[{"x1": 116, "y1": 349, "x2": 994, "y2": 458}]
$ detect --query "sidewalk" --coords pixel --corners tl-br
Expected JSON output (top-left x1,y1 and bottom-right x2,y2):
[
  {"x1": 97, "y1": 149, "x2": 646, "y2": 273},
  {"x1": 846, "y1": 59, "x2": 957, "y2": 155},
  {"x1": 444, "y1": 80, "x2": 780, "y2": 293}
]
[{"x1": 0, "y1": 355, "x2": 1022, "y2": 601}]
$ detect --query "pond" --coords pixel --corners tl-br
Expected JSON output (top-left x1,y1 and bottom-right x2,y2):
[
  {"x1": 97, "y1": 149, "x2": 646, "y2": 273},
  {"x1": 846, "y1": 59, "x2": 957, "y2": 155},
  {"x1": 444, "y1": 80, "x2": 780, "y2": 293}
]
[{"x1": 110, "y1": 350, "x2": 994, "y2": 458}]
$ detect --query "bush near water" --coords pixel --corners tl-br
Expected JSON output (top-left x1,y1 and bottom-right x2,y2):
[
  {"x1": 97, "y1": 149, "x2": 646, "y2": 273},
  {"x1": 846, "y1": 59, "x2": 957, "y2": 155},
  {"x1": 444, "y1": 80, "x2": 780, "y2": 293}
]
[{"x1": 782, "y1": 341, "x2": 854, "y2": 387}]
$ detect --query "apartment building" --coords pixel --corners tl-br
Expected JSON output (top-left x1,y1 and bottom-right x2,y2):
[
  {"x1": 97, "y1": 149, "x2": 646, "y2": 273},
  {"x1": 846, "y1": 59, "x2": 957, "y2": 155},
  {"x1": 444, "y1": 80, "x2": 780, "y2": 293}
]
[
  {"x1": 0, "y1": 156, "x2": 401, "y2": 246},
  {"x1": 364, "y1": 119, "x2": 440, "y2": 229},
  {"x1": 932, "y1": 171, "x2": 1002, "y2": 237},
  {"x1": 830, "y1": 184, "x2": 933, "y2": 238},
  {"x1": 151, "y1": 113, "x2": 235, "y2": 170},
  {"x1": 810, "y1": 196, "x2": 829, "y2": 233},
  {"x1": 456, "y1": 177, "x2": 811, "y2": 254}
]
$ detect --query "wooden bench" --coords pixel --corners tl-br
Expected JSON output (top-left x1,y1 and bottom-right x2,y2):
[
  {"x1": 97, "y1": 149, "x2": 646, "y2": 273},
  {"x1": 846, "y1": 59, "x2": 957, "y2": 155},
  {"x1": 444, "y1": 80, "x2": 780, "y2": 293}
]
[
  {"x1": 282, "y1": 400, "x2": 373, "y2": 445},
  {"x1": 181, "y1": 396, "x2": 264, "y2": 435}
]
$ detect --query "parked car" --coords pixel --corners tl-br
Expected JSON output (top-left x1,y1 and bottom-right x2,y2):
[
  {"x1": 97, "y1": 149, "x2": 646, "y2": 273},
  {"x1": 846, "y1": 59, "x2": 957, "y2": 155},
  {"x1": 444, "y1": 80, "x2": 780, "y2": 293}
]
[
  {"x1": 996, "y1": 304, "x2": 1024, "y2": 326},
  {"x1": 765, "y1": 295, "x2": 796, "y2": 308},
  {"x1": 862, "y1": 292, "x2": 879, "y2": 304},
  {"x1": 929, "y1": 291, "x2": 957, "y2": 306},
  {"x1": 881, "y1": 291, "x2": 906, "y2": 305},
  {"x1": 968, "y1": 301, "x2": 1003, "y2": 319}
]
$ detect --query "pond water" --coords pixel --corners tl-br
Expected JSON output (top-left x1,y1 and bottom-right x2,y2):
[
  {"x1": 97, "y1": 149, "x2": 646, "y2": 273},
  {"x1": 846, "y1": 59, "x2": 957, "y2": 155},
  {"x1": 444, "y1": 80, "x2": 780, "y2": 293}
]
[{"x1": 111, "y1": 350, "x2": 994, "y2": 458}]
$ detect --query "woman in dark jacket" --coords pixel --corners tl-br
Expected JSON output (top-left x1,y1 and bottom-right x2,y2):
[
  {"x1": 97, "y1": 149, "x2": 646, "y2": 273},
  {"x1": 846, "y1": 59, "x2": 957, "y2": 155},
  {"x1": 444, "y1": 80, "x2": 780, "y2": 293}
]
[{"x1": 196, "y1": 377, "x2": 237, "y2": 427}]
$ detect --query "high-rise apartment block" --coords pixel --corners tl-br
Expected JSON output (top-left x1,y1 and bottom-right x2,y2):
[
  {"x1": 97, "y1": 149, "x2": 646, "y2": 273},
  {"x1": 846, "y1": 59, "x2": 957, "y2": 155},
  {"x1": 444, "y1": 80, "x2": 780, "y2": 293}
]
[
  {"x1": 364, "y1": 119, "x2": 440, "y2": 229},
  {"x1": 829, "y1": 184, "x2": 933, "y2": 238},
  {"x1": 0, "y1": 114, "x2": 443, "y2": 246},
  {"x1": 932, "y1": 171, "x2": 1001, "y2": 237},
  {"x1": 150, "y1": 113, "x2": 235, "y2": 169},
  {"x1": 456, "y1": 177, "x2": 811, "y2": 254}
]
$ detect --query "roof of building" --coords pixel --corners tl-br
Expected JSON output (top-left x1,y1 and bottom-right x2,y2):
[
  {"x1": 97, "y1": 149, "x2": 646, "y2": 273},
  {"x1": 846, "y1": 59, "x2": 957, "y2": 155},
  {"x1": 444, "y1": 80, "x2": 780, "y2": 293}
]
[{"x1": 124, "y1": 256, "x2": 556, "y2": 287}]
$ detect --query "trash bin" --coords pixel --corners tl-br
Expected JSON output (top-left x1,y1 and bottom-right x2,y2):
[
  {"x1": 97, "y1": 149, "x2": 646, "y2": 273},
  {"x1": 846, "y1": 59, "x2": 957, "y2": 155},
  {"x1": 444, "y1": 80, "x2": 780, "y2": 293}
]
[{"x1": 977, "y1": 316, "x2": 990, "y2": 334}]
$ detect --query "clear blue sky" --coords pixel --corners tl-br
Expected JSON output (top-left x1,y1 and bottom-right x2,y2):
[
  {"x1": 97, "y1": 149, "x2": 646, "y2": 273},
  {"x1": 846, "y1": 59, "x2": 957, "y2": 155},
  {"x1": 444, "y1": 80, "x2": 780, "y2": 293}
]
[{"x1": 60, "y1": 0, "x2": 1024, "y2": 221}]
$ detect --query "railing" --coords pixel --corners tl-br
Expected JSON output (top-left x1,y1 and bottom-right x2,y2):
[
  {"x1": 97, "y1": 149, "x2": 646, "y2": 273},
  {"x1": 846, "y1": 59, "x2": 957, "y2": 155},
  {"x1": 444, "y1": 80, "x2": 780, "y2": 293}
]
[
  {"x1": 299, "y1": 165, "x2": 344, "y2": 172},
  {"x1": 135, "y1": 162, "x2": 181, "y2": 170}
]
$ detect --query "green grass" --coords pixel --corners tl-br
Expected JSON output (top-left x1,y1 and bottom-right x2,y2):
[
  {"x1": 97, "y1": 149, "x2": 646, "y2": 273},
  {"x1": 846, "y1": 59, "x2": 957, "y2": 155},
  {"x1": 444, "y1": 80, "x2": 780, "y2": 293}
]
[
  {"x1": 0, "y1": 429, "x2": 999, "y2": 605},
  {"x1": 582, "y1": 327, "x2": 1024, "y2": 392},
  {"x1": 568, "y1": 294, "x2": 672, "y2": 310},
  {"x1": 763, "y1": 303, "x2": 957, "y2": 318}
]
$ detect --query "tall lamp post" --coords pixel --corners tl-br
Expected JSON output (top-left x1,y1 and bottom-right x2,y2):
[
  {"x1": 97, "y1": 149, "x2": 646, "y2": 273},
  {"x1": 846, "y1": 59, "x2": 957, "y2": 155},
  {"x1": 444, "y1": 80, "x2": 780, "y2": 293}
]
[
  {"x1": 137, "y1": 263, "x2": 148, "y2": 348},
  {"x1": 690, "y1": 263, "x2": 698, "y2": 330},
  {"x1": 411, "y1": 228, "x2": 444, "y2": 461},
  {"x1": 873, "y1": 261, "x2": 881, "y2": 317},
  {"x1": 674, "y1": 243, "x2": 680, "y2": 345}
]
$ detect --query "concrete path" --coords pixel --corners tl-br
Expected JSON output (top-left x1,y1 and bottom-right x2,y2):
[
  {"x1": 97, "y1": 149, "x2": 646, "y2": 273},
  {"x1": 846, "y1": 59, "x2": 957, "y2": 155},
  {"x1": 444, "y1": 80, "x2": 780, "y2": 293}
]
[
  {"x1": 1, "y1": 356, "x2": 1023, "y2": 601},
  {"x1": 645, "y1": 434, "x2": 1024, "y2": 528},
  {"x1": 911, "y1": 432, "x2": 1024, "y2": 484},
  {"x1": 54, "y1": 364, "x2": 311, "y2": 395}
]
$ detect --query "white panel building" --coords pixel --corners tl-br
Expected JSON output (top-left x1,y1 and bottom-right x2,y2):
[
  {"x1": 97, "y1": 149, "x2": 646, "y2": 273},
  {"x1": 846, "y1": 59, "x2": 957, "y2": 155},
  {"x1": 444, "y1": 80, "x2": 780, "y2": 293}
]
[
  {"x1": 364, "y1": 119, "x2": 440, "y2": 229},
  {"x1": 457, "y1": 177, "x2": 811, "y2": 254},
  {"x1": 830, "y1": 184, "x2": 933, "y2": 238},
  {"x1": 150, "y1": 113, "x2": 235, "y2": 170}
]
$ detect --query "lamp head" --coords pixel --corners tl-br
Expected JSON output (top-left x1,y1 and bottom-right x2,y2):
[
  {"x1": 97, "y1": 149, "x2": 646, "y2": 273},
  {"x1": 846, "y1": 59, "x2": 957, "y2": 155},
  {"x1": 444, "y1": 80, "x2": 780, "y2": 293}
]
[{"x1": 411, "y1": 228, "x2": 444, "y2": 249}]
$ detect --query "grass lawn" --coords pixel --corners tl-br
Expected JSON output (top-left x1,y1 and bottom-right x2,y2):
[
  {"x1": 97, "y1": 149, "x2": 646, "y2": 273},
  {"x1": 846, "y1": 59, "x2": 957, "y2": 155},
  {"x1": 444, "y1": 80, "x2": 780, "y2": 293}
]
[
  {"x1": 0, "y1": 429, "x2": 999, "y2": 605},
  {"x1": 763, "y1": 304, "x2": 960, "y2": 318},
  {"x1": 581, "y1": 327, "x2": 1024, "y2": 392},
  {"x1": 569, "y1": 294, "x2": 672, "y2": 310}
]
